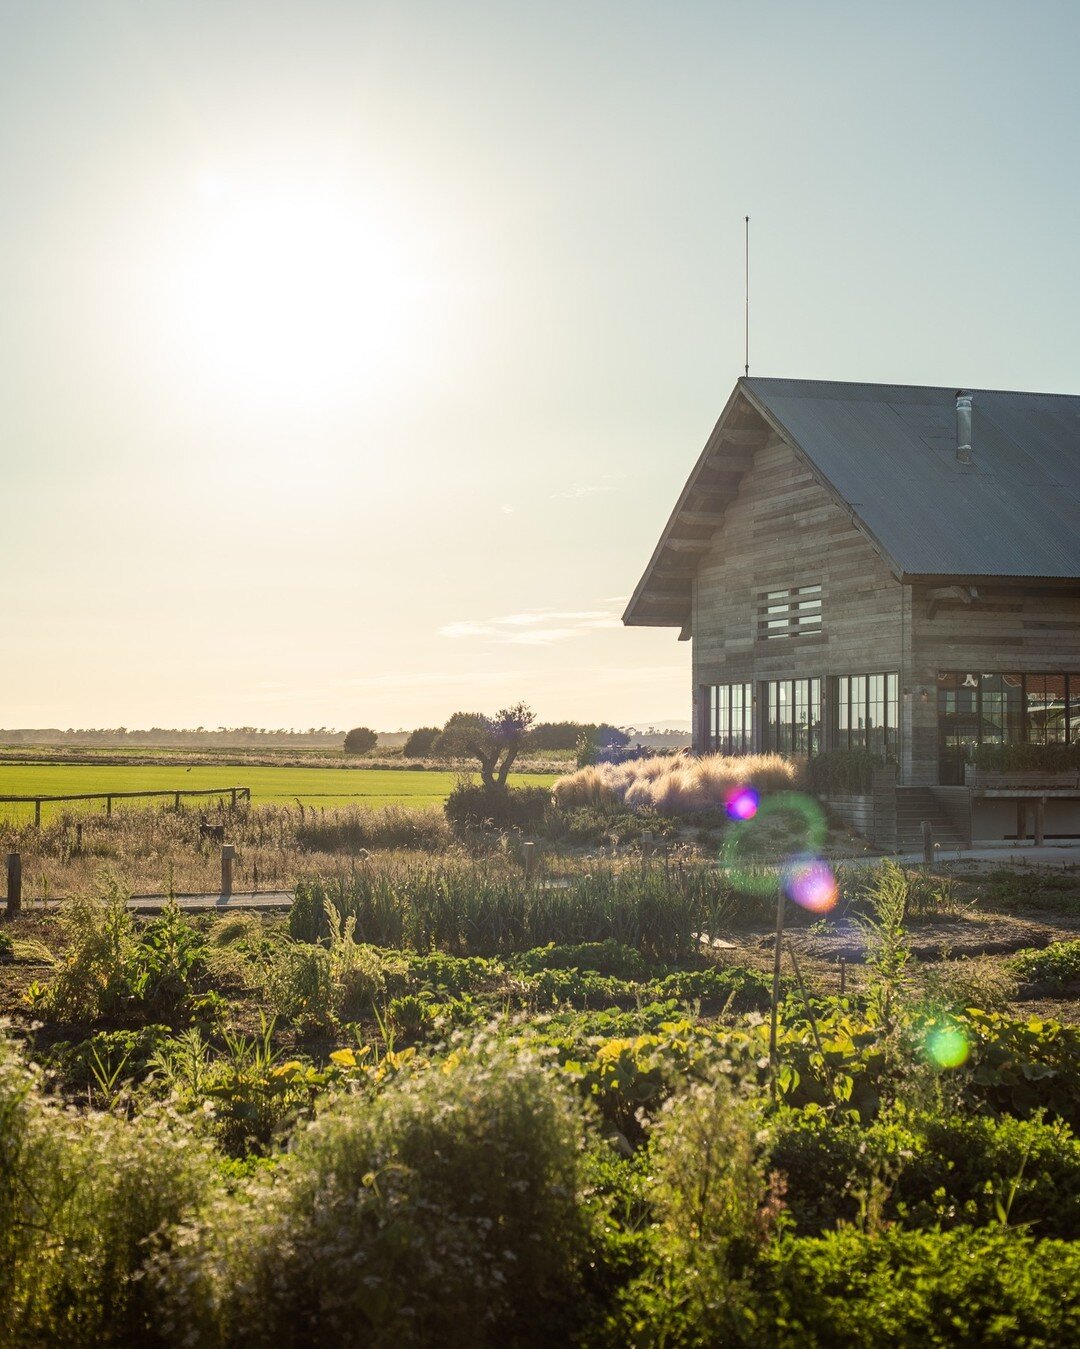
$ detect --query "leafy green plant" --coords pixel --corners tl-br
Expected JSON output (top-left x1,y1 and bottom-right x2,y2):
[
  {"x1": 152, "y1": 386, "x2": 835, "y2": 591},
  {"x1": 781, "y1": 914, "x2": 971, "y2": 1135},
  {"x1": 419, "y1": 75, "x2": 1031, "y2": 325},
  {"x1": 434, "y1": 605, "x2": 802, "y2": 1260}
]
[
  {"x1": 1012, "y1": 940, "x2": 1080, "y2": 994},
  {"x1": 763, "y1": 1227, "x2": 1080, "y2": 1347},
  {"x1": 857, "y1": 861, "x2": 913, "y2": 1031},
  {"x1": 806, "y1": 748, "x2": 885, "y2": 795},
  {"x1": 160, "y1": 1038, "x2": 588, "y2": 1346},
  {"x1": 973, "y1": 741, "x2": 1080, "y2": 772},
  {"x1": 444, "y1": 780, "x2": 551, "y2": 833}
]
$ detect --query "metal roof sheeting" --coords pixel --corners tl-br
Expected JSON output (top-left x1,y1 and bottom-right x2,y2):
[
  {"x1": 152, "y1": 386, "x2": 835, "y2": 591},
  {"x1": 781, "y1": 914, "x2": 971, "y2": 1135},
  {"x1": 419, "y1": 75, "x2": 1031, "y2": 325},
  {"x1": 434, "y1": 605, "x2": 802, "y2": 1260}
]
[{"x1": 742, "y1": 377, "x2": 1080, "y2": 578}]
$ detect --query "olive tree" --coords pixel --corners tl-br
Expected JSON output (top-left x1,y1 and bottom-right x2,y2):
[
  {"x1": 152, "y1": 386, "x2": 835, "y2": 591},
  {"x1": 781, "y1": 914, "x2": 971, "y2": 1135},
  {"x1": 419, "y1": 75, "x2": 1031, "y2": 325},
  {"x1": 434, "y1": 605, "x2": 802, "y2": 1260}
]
[{"x1": 433, "y1": 703, "x2": 535, "y2": 789}]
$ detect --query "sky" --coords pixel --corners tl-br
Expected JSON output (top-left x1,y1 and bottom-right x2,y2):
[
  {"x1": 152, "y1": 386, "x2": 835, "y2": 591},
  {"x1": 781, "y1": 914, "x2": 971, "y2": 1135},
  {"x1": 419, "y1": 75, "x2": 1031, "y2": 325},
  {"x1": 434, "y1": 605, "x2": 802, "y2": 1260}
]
[{"x1": 3, "y1": 0, "x2": 1079, "y2": 731}]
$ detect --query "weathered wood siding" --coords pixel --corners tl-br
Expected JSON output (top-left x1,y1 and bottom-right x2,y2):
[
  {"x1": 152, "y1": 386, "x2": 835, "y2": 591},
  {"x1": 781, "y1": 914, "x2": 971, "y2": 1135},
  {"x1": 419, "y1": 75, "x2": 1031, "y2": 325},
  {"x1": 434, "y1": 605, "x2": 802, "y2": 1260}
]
[{"x1": 691, "y1": 430, "x2": 902, "y2": 748}]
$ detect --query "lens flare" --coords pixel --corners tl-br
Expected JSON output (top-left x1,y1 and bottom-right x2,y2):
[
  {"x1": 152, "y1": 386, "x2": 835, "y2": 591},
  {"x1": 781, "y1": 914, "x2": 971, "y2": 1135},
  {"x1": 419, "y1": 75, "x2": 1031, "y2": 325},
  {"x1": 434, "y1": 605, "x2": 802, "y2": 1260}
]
[
  {"x1": 725, "y1": 786, "x2": 759, "y2": 821},
  {"x1": 719, "y1": 793, "x2": 830, "y2": 898},
  {"x1": 924, "y1": 1021, "x2": 970, "y2": 1069},
  {"x1": 781, "y1": 855, "x2": 839, "y2": 913}
]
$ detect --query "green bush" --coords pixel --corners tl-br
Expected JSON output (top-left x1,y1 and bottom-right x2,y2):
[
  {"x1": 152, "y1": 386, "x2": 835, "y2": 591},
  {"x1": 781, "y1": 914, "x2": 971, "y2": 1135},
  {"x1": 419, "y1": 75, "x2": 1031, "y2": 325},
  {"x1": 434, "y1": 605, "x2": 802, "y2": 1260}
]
[
  {"x1": 806, "y1": 748, "x2": 885, "y2": 795},
  {"x1": 599, "y1": 1073, "x2": 775, "y2": 1344},
  {"x1": 514, "y1": 940, "x2": 649, "y2": 979},
  {"x1": 444, "y1": 781, "x2": 551, "y2": 833},
  {"x1": 37, "y1": 891, "x2": 207, "y2": 1027},
  {"x1": 163, "y1": 1040, "x2": 587, "y2": 1347},
  {"x1": 973, "y1": 741, "x2": 1080, "y2": 772},
  {"x1": 763, "y1": 1228, "x2": 1080, "y2": 1347},
  {"x1": 402, "y1": 725, "x2": 440, "y2": 757},
  {"x1": 0, "y1": 1035, "x2": 216, "y2": 1348},
  {"x1": 1012, "y1": 940, "x2": 1080, "y2": 993},
  {"x1": 343, "y1": 726, "x2": 378, "y2": 754},
  {"x1": 772, "y1": 1107, "x2": 1080, "y2": 1241}
]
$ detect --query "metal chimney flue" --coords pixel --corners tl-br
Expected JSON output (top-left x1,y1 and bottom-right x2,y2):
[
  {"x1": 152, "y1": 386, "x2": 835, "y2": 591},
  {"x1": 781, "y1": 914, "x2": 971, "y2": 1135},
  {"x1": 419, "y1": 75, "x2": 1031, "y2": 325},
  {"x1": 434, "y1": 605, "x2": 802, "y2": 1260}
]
[{"x1": 955, "y1": 390, "x2": 973, "y2": 464}]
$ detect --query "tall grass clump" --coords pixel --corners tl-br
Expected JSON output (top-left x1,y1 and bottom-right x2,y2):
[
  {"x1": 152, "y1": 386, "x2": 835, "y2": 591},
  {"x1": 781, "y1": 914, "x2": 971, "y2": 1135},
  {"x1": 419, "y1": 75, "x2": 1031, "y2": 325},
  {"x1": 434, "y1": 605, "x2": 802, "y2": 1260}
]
[
  {"x1": 0, "y1": 1034, "x2": 216, "y2": 1348},
  {"x1": 296, "y1": 804, "x2": 453, "y2": 853},
  {"x1": 289, "y1": 856, "x2": 767, "y2": 959},
  {"x1": 552, "y1": 752, "x2": 799, "y2": 814},
  {"x1": 161, "y1": 1039, "x2": 587, "y2": 1348}
]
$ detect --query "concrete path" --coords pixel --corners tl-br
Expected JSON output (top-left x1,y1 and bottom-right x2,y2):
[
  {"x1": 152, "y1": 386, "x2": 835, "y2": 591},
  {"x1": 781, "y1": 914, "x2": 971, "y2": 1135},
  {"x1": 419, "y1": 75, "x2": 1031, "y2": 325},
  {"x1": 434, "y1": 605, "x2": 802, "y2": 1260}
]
[{"x1": 128, "y1": 891, "x2": 293, "y2": 912}]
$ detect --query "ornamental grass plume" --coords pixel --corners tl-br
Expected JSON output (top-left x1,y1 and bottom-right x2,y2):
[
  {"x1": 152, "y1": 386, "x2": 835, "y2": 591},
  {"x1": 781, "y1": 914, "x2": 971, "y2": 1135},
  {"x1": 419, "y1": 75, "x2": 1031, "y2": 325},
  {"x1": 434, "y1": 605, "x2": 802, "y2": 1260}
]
[{"x1": 552, "y1": 753, "x2": 799, "y2": 815}]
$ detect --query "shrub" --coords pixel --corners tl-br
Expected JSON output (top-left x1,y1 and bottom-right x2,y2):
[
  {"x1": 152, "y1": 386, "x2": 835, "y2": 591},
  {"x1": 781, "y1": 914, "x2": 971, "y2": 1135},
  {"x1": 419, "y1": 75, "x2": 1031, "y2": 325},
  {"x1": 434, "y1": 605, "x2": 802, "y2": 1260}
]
[
  {"x1": 764, "y1": 1228, "x2": 1080, "y2": 1346},
  {"x1": 37, "y1": 885, "x2": 140, "y2": 1023},
  {"x1": 573, "y1": 724, "x2": 632, "y2": 766},
  {"x1": 772, "y1": 1106, "x2": 1080, "y2": 1240},
  {"x1": 444, "y1": 781, "x2": 551, "y2": 833},
  {"x1": 267, "y1": 907, "x2": 385, "y2": 1029},
  {"x1": 402, "y1": 725, "x2": 440, "y2": 757},
  {"x1": 807, "y1": 748, "x2": 885, "y2": 795},
  {"x1": 514, "y1": 940, "x2": 649, "y2": 979},
  {"x1": 0, "y1": 1035, "x2": 215, "y2": 1347},
  {"x1": 973, "y1": 741, "x2": 1080, "y2": 773},
  {"x1": 343, "y1": 726, "x2": 378, "y2": 754},
  {"x1": 601, "y1": 1073, "x2": 775, "y2": 1343},
  {"x1": 163, "y1": 1040, "x2": 588, "y2": 1347},
  {"x1": 1012, "y1": 940, "x2": 1080, "y2": 994}
]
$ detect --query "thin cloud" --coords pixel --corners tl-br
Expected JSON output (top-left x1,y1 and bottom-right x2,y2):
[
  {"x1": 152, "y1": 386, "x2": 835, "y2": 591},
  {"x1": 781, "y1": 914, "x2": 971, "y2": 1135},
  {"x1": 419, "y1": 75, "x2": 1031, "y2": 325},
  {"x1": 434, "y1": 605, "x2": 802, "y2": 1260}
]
[
  {"x1": 439, "y1": 607, "x2": 622, "y2": 644},
  {"x1": 548, "y1": 474, "x2": 617, "y2": 501}
]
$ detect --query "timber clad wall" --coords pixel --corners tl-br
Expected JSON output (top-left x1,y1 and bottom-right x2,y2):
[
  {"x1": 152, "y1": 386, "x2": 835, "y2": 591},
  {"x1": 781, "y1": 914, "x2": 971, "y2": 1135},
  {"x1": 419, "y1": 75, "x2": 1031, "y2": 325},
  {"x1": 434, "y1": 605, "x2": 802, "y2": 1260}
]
[{"x1": 691, "y1": 430, "x2": 901, "y2": 749}]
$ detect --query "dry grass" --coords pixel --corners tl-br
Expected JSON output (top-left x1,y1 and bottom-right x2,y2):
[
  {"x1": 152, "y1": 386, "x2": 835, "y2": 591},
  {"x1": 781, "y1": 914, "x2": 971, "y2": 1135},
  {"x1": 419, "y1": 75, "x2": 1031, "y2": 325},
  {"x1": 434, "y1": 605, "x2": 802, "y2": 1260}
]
[
  {"x1": 552, "y1": 753, "x2": 800, "y2": 814},
  {"x1": 0, "y1": 802, "x2": 455, "y2": 899}
]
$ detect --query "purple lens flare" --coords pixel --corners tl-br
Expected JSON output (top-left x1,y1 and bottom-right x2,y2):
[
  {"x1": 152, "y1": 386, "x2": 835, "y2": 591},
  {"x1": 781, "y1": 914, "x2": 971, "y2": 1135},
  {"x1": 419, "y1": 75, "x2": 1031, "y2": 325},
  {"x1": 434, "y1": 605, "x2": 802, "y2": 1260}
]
[{"x1": 724, "y1": 786, "x2": 760, "y2": 821}]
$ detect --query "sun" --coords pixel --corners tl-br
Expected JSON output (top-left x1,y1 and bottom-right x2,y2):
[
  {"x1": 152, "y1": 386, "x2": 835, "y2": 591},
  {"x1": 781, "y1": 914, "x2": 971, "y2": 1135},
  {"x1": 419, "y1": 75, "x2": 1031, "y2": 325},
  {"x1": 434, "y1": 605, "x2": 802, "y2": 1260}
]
[{"x1": 171, "y1": 179, "x2": 422, "y2": 409}]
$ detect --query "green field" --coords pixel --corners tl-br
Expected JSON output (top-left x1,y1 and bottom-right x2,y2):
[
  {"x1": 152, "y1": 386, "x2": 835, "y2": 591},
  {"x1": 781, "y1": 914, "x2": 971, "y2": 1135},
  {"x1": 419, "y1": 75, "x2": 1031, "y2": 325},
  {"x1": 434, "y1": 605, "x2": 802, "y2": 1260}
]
[{"x1": 0, "y1": 763, "x2": 559, "y2": 823}]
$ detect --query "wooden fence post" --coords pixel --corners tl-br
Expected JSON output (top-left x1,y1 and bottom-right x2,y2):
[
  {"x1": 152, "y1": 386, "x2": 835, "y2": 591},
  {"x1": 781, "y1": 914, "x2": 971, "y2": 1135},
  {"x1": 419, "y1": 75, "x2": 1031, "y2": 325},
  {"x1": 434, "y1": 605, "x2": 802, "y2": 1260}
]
[
  {"x1": 522, "y1": 841, "x2": 535, "y2": 880},
  {"x1": 221, "y1": 844, "x2": 235, "y2": 898},
  {"x1": 921, "y1": 820, "x2": 933, "y2": 866},
  {"x1": 34, "y1": 800, "x2": 41, "y2": 828},
  {"x1": 1035, "y1": 797, "x2": 1046, "y2": 847},
  {"x1": 6, "y1": 853, "x2": 22, "y2": 916}
]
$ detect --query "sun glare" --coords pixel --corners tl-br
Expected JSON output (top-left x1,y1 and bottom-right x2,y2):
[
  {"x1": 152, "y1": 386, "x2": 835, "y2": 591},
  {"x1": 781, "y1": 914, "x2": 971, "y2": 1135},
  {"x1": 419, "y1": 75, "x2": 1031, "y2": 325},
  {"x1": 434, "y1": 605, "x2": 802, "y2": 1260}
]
[{"x1": 171, "y1": 178, "x2": 425, "y2": 409}]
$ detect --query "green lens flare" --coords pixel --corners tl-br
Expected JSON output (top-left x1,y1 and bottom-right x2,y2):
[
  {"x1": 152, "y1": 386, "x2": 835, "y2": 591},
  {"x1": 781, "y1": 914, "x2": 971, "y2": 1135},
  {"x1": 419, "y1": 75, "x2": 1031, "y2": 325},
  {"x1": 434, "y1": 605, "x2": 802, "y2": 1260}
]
[
  {"x1": 925, "y1": 1022, "x2": 970, "y2": 1069},
  {"x1": 719, "y1": 792, "x2": 829, "y2": 897}
]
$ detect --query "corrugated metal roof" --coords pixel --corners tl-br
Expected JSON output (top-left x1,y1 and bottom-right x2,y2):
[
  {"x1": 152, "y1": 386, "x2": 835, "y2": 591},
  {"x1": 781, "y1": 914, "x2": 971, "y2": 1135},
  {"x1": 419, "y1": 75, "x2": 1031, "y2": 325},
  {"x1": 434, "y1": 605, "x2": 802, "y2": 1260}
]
[{"x1": 743, "y1": 377, "x2": 1080, "y2": 578}]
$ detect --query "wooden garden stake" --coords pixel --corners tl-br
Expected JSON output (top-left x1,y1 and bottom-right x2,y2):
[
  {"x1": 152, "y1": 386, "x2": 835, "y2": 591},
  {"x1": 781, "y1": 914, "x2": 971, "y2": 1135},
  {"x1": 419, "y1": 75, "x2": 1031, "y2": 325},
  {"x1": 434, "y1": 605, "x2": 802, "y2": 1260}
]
[{"x1": 769, "y1": 882, "x2": 786, "y2": 1088}]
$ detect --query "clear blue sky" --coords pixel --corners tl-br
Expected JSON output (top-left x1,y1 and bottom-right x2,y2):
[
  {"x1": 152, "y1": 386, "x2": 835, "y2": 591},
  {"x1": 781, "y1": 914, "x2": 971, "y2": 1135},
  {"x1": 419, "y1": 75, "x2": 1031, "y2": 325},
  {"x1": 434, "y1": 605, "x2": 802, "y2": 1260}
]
[{"x1": 2, "y1": 0, "x2": 1078, "y2": 730}]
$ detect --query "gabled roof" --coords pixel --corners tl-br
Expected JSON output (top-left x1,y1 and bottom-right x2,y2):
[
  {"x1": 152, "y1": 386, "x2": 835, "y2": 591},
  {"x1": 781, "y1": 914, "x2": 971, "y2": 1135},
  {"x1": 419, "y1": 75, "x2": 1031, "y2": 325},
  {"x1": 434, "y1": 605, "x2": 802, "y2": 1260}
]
[{"x1": 624, "y1": 376, "x2": 1080, "y2": 629}]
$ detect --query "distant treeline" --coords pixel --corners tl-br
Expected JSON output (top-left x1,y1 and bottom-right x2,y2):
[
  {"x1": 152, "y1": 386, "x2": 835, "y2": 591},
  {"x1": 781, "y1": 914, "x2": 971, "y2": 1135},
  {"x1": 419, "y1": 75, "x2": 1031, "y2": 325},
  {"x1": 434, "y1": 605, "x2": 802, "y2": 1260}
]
[{"x1": 0, "y1": 723, "x2": 690, "y2": 753}]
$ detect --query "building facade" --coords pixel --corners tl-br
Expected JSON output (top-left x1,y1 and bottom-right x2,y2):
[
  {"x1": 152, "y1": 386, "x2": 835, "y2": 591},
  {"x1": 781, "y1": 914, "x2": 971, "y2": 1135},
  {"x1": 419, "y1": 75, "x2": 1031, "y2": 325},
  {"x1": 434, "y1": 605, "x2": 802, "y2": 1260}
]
[{"x1": 624, "y1": 378, "x2": 1080, "y2": 841}]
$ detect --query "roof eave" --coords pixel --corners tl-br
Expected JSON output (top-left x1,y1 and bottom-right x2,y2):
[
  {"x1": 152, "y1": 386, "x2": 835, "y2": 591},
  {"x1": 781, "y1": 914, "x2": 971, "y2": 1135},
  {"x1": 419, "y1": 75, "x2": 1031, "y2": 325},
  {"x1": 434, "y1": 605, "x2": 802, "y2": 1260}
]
[{"x1": 622, "y1": 383, "x2": 760, "y2": 627}]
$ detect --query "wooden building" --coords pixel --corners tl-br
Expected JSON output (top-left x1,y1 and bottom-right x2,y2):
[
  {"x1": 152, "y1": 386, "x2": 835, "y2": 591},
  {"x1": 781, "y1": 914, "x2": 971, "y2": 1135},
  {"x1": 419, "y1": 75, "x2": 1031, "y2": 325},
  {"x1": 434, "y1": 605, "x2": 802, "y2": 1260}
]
[{"x1": 624, "y1": 378, "x2": 1080, "y2": 845}]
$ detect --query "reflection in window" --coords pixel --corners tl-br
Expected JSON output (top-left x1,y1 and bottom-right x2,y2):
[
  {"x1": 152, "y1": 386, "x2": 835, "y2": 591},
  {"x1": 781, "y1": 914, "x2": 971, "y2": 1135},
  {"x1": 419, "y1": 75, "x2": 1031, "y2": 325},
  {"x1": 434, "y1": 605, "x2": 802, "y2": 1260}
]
[
  {"x1": 835, "y1": 673, "x2": 898, "y2": 755},
  {"x1": 937, "y1": 672, "x2": 1079, "y2": 767},
  {"x1": 705, "y1": 683, "x2": 753, "y2": 753},
  {"x1": 762, "y1": 679, "x2": 821, "y2": 755}
]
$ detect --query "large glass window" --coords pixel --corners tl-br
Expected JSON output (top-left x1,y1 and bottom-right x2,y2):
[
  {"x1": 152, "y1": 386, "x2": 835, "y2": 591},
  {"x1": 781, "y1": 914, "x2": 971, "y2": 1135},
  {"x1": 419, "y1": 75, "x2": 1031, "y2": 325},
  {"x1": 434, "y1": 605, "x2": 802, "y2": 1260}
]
[
  {"x1": 936, "y1": 672, "x2": 1080, "y2": 781},
  {"x1": 834, "y1": 672, "x2": 898, "y2": 755},
  {"x1": 762, "y1": 678, "x2": 821, "y2": 756},
  {"x1": 704, "y1": 682, "x2": 753, "y2": 753}
]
